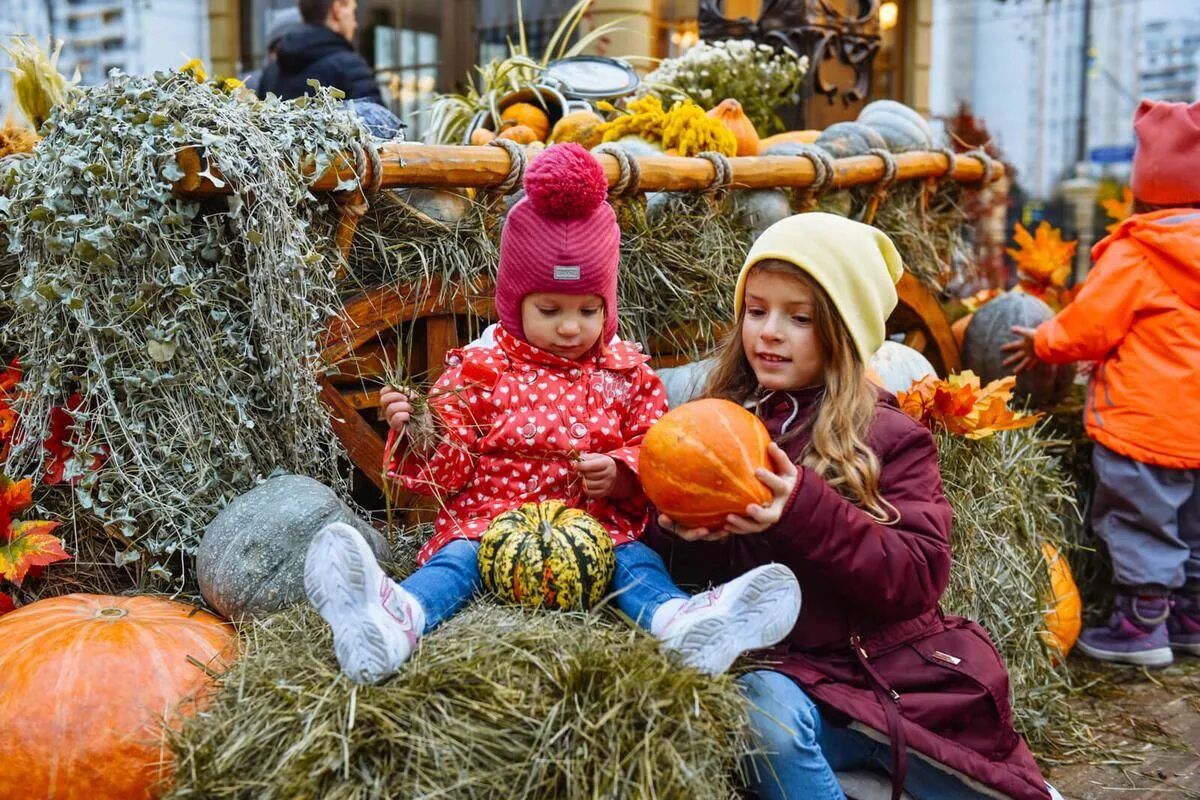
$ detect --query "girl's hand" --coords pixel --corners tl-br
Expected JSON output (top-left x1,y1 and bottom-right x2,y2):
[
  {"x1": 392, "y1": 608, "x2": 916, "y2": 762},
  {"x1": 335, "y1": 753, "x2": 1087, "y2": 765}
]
[
  {"x1": 575, "y1": 453, "x2": 634, "y2": 499},
  {"x1": 380, "y1": 386, "x2": 414, "y2": 435},
  {"x1": 999, "y1": 326, "x2": 1040, "y2": 374},
  {"x1": 657, "y1": 513, "x2": 729, "y2": 543},
  {"x1": 723, "y1": 443, "x2": 799, "y2": 535}
]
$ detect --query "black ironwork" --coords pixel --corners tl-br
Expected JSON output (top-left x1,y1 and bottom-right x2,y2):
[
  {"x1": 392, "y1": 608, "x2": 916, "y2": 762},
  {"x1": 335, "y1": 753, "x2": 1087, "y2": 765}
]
[{"x1": 699, "y1": 0, "x2": 882, "y2": 120}]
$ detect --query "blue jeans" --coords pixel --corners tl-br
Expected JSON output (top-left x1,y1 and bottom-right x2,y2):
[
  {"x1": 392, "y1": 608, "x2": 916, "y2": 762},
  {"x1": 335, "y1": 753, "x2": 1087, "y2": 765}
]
[
  {"x1": 400, "y1": 539, "x2": 482, "y2": 635},
  {"x1": 739, "y1": 669, "x2": 995, "y2": 800},
  {"x1": 611, "y1": 540, "x2": 689, "y2": 629}
]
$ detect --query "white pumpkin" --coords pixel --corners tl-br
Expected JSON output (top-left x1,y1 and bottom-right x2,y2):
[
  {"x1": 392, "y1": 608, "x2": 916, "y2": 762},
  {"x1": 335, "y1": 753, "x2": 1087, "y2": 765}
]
[{"x1": 868, "y1": 341, "x2": 936, "y2": 394}]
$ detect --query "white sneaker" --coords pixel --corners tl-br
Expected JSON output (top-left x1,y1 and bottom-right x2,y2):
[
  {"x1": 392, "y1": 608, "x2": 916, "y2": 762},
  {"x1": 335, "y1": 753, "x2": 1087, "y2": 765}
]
[
  {"x1": 656, "y1": 563, "x2": 801, "y2": 676},
  {"x1": 304, "y1": 522, "x2": 419, "y2": 684}
]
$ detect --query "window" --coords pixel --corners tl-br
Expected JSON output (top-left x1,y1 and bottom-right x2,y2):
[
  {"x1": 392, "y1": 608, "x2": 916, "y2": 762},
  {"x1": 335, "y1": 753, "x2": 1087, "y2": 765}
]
[{"x1": 375, "y1": 26, "x2": 439, "y2": 140}]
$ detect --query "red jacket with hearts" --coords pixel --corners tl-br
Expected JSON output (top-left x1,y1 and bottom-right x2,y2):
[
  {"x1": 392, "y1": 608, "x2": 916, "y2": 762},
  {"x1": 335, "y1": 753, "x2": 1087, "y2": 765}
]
[
  {"x1": 388, "y1": 325, "x2": 668, "y2": 565},
  {"x1": 644, "y1": 387, "x2": 1049, "y2": 800}
]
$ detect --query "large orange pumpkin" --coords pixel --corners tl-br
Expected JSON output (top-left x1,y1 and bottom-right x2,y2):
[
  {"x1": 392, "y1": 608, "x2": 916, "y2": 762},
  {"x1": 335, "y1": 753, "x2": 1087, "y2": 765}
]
[
  {"x1": 1039, "y1": 543, "x2": 1082, "y2": 660},
  {"x1": 639, "y1": 398, "x2": 774, "y2": 529},
  {"x1": 0, "y1": 593, "x2": 237, "y2": 800}
]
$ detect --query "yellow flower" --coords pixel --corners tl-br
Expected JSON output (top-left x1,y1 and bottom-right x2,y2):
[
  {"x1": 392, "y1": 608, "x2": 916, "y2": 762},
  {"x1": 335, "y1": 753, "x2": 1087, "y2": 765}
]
[
  {"x1": 179, "y1": 57, "x2": 207, "y2": 83},
  {"x1": 222, "y1": 77, "x2": 245, "y2": 92}
]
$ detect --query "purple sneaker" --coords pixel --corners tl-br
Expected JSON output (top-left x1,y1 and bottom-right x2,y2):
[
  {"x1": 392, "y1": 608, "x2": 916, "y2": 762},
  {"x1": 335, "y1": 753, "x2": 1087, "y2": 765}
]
[
  {"x1": 1168, "y1": 593, "x2": 1200, "y2": 656},
  {"x1": 1076, "y1": 595, "x2": 1173, "y2": 667}
]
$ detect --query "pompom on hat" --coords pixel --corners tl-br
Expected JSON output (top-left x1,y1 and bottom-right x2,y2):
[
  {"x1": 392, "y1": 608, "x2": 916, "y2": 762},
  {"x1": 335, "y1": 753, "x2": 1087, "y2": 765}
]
[
  {"x1": 734, "y1": 213, "x2": 905, "y2": 364},
  {"x1": 1130, "y1": 99, "x2": 1200, "y2": 206},
  {"x1": 495, "y1": 143, "x2": 621, "y2": 343}
]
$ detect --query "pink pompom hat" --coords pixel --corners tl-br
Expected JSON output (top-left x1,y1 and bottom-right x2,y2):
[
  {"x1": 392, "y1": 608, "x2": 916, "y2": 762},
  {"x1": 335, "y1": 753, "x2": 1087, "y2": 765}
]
[{"x1": 495, "y1": 143, "x2": 620, "y2": 343}]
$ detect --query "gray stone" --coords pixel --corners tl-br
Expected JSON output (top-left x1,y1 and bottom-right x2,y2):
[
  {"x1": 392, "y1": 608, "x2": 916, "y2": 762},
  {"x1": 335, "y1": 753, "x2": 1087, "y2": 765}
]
[{"x1": 197, "y1": 474, "x2": 389, "y2": 623}]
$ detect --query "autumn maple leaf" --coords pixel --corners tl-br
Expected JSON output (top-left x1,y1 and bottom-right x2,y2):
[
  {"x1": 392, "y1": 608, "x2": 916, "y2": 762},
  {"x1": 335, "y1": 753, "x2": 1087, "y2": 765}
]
[
  {"x1": 1007, "y1": 222, "x2": 1077, "y2": 289},
  {"x1": 897, "y1": 371, "x2": 1041, "y2": 439},
  {"x1": 0, "y1": 519, "x2": 67, "y2": 584},
  {"x1": 0, "y1": 591, "x2": 14, "y2": 615},
  {"x1": 0, "y1": 473, "x2": 69, "y2": 585},
  {"x1": 961, "y1": 288, "x2": 1002, "y2": 313},
  {"x1": 1102, "y1": 186, "x2": 1134, "y2": 233}
]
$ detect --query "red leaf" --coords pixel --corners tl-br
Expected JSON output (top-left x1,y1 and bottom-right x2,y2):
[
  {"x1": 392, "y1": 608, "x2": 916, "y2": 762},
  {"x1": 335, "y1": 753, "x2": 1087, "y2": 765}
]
[
  {"x1": 0, "y1": 519, "x2": 68, "y2": 585},
  {"x1": 0, "y1": 359, "x2": 19, "y2": 395},
  {"x1": 0, "y1": 592, "x2": 14, "y2": 616},
  {"x1": 43, "y1": 393, "x2": 101, "y2": 485}
]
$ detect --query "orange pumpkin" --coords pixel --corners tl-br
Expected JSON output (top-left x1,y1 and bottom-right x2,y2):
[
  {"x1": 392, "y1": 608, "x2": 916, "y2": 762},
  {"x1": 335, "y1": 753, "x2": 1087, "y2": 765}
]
[
  {"x1": 1039, "y1": 543, "x2": 1082, "y2": 660},
  {"x1": 470, "y1": 127, "x2": 496, "y2": 145},
  {"x1": 639, "y1": 398, "x2": 774, "y2": 529},
  {"x1": 500, "y1": 102, "x2": 551, "y2": 141},
  {"x1": 0, "y1": 594, "x2": 237, "y2": 800},
  {"x1": 951, "y1": 312, "x2": 973, "y2": 348},
  {"x1": 497, "y1": 124, "x2": 540, "y2": 145},
  {"x1": 760, "y1": 129, "x2": 821, "y2": 150},
  {"x1": 707, "y1": 98, "x2": 759, "y2": 156}
]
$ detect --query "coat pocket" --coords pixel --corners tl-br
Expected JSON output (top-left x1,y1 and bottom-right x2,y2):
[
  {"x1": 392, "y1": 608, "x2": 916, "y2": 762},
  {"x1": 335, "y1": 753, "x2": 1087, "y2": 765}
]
[{"x1": 880, "y1": 618, "x2": 1019, "y2": 760}]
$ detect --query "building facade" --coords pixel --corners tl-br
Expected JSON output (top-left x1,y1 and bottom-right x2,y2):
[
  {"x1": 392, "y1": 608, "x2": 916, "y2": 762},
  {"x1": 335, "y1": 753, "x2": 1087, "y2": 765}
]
[
  {"x1": 49, "y1": 0, "x2": 209, "y2": 87},
  {"x1": 931, "y1": 0, "x2": 1199, "y2": 200},
  {"x1": 212, "y1": 0, "x2": 933, "y2": 139}
]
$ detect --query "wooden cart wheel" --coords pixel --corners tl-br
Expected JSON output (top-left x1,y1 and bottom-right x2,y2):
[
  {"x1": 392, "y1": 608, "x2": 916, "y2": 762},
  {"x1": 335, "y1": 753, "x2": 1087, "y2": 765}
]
[
  {"x1": 319, "y1": 280, "x2": 494, "y2": 501},
  {"x1": 887, "y1": 273, "x2": 960, "y2": 377}
]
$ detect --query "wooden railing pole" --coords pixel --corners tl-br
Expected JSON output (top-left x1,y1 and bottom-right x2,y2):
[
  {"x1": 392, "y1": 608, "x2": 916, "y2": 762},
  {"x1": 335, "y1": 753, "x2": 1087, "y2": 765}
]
[{"x1": 174, "y1": 144, "x2": 1003, "y2": 197}]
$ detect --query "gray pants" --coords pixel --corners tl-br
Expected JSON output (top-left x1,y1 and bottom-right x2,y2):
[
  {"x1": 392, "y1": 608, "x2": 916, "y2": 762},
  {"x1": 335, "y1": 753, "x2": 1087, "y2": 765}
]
[{"x1": 1092, "y1": 443, "x2": 1200, "y2": 590}]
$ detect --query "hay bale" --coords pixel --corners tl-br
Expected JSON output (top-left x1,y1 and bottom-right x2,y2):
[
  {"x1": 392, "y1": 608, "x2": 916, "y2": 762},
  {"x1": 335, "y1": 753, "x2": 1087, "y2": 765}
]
[
  {"x1": 166, "y1": 602, "x2": 752, "y2": 800},
  {"x1": 937, "y1": 424, "x2": 1105, "y2": 760}
]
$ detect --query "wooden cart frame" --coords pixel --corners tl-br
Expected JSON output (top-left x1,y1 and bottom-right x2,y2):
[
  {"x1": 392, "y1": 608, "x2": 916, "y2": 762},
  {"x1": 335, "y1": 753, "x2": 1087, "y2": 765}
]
[{"x1": 177, "y1": 142, "x2": 1002, "y2": 508}]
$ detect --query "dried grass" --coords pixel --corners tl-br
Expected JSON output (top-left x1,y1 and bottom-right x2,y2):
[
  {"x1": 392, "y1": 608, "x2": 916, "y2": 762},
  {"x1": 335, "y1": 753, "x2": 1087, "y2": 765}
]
[{"x1": 166, "y1": 601, "x2": 753, "y2": 800}]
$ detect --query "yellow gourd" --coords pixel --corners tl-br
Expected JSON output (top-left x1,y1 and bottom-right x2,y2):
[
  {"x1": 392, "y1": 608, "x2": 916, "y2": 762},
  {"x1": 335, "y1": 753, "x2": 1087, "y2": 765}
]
[
  {"x1": 500, "y1": 102, "x2": 550, "y2": 141},
  {"x1": 548, "y1": 110, "x2": 604, "y2": 149},
  {"x1": 707, "y1": 99, "x2": 759, "y2": 156}
]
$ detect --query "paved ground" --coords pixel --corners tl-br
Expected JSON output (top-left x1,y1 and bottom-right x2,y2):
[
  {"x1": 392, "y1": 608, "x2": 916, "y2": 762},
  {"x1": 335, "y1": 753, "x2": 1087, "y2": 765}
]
[{"x1": 1045, "y1": 658, "x2": 1200, "y2": 800}]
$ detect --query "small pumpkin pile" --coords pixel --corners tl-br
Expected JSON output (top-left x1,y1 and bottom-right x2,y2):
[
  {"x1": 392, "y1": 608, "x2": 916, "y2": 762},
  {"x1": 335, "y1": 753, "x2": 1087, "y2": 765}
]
[
  {"x1": 470, "y1": 100, "x2": 605, "y2": 150},
  {"x1": 808, "y1": 100, "x2": 934, "y2": 159}
]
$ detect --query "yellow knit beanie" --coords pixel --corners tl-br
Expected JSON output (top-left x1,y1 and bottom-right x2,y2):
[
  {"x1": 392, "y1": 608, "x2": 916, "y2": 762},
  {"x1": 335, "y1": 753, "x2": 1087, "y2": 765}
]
[{"x1": 733, "y1": 213, "x2": 905, "y2": 364}]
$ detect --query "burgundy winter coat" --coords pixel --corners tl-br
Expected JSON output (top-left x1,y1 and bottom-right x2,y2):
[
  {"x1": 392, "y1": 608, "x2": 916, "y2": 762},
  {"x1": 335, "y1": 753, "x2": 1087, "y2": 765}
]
[{"x1": 643, "y1": 387, "x2": 1050, "y2": 800}]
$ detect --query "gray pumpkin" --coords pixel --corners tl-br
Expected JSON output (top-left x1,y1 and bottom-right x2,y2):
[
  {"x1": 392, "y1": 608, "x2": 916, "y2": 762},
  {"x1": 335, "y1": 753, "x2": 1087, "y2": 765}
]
[
  {"x1": 961, "y1": 292, "x2": 1076, "y2": 409},
  {"x1": 815, "y1": 122, "x2": 888, "y2": 158},
  {"x1": 857, "y1": 100, "x2": 933, "y2": 152},
  {"x1": 197, "y1": 474, "x2": 390, "y2": 623},
  {"x1": 727, "y1": 189, "x2": 793, "y2": 239}
]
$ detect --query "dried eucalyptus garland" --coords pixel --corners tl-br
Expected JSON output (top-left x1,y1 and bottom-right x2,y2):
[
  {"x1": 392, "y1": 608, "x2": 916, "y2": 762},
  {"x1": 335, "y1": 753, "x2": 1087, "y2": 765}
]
[{"x1": 0, "y1": 69, "x2": 373, "y2": 584}]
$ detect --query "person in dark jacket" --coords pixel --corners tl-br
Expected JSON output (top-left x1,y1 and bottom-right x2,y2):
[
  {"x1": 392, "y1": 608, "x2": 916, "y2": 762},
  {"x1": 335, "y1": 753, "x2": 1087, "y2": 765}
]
[
  {"x1": 258, "y1": 0, "x2": 383, "y2": 104},
  {"x1": 642, "y1": 213, "x2": 1058, "y2": 799},
  {"x1": 243, "y1": 8, "x2": 304, "y2": 95}
]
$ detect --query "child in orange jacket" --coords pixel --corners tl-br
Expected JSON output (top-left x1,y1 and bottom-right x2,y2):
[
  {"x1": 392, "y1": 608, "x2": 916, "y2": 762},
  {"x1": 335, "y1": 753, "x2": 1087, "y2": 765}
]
[{"x1": 1003, "y1": 99, "x2": 1200, "y2": 666}]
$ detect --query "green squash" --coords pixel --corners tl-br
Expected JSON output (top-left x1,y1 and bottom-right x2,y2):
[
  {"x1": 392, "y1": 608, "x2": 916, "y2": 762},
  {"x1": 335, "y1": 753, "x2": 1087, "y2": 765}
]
[
  {"x1": 478, "y1": 500, "x2": 615, "y2": 611},
  {"x1": 814, "y1": 122, "x2": 888, "y2": 158}
]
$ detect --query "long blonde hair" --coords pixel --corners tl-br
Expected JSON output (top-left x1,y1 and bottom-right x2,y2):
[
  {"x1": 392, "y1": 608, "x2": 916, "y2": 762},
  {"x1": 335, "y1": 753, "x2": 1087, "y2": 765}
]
[{"x1": 704, "y1": 261, "x2": 899, "y2": 523}]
